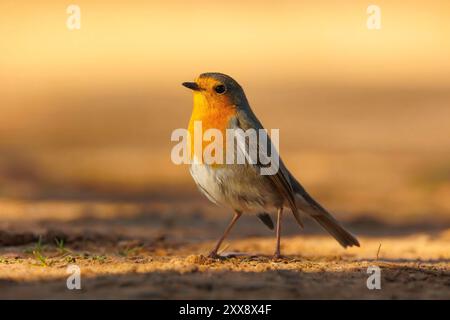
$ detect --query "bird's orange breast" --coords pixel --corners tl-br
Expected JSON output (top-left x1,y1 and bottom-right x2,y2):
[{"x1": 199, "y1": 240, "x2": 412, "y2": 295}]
[{"x1": 187, "y1": 92, "x2": 236, "y2": 164}]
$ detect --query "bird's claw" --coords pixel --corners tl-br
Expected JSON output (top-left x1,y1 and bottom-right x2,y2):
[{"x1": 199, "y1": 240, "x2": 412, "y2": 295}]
[{"x1": 272, "y1": 252, "x2": 282, "y2": 261}]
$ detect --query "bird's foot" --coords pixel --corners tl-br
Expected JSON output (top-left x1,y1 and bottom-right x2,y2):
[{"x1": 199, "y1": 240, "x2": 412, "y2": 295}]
[{"x1": 272, "y1": 252, "x2": 283, "y2": 261}]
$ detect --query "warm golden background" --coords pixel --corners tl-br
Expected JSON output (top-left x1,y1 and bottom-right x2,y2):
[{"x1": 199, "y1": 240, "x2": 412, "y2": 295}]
[
  {"x1": 1, "y1": 0, "x2": 449, "y2": 223},
  {"x1": 1, "y1": 0, "x2": 450, "y2": 299}
]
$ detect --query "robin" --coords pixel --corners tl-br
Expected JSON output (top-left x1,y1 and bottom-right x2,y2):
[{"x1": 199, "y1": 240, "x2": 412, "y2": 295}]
[{"x1": 182, "y1": 72, "x2": 359, "y2": 259}]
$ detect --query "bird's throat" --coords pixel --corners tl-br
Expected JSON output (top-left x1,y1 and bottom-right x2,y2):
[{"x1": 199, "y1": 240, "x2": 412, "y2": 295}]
[{"x1": 187, "y1": 92, "x2": 236, "y2": 164}]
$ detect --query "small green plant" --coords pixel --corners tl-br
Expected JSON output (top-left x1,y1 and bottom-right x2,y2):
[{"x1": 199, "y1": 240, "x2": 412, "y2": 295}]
[
  {"x1": 25, "y1": 236, "x2": 48, "y2": 266},
  {"x1": 65, "y1": 255, "x2": 77, "y2": 263},
  {"x1": 54, "y1": 238, "x2": 70, "y2": 255},
  {"x1": 33, "y1": 249, "x2": 48, "y2": 266},
  {"x1": 24, "y1": 235, "x2": 45, "y2": 254},
  {"x1": 119, "y1": 246, "x2": 143, "y2": 257},
  {"x1": 91, "y1": 255, "x2": 107, "y2": 263}
]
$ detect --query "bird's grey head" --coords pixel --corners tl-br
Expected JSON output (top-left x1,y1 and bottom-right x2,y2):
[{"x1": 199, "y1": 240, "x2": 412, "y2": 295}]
[{"x1": 182, "y1": 72, "x2": 249, "y2": 108}]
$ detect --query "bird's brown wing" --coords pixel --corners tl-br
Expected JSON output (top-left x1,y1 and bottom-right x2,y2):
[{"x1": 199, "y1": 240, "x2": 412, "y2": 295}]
[
  {"x1": 265, "y1": 164, "x2": 304, "y2": 228},
  {"x1": 232, "y1": 112, "x2": 304, "y2": 228}
]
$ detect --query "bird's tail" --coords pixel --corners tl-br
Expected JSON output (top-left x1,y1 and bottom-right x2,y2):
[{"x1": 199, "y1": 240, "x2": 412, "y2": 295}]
[
  {"x1": 293, "y1": 192, "x2": 359, "y2": 248},
  {"x1": 309, "y1": 209, "x2": 360, "y2": 248},
  {"x1": 289, "y1": 174, "x2": 360, "y2": 248}
]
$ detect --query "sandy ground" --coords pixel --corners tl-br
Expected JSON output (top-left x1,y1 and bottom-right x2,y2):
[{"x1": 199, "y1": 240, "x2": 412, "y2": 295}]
[{"x1": 0, "y1": 196, "x2": 449, "y2": 299}]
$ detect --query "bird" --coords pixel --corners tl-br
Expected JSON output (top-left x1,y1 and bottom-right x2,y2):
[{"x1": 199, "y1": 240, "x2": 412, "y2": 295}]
[{"x1": 182, "y1": 72, "x2": 359, "y2": 259}]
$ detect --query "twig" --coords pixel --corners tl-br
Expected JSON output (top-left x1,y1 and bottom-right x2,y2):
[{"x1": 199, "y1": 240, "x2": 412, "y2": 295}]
[{"x1": 376, "y1": 243, "x2": 382, "y2": 260}]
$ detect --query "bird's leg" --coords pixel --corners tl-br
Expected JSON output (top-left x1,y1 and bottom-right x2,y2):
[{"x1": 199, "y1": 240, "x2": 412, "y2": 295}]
[
  {"x1": 208, "y1": 211, "x2": 242, "y2": 258},
  {"x1": 273, "y1": 207, "x2": 283, "y2": 259}
]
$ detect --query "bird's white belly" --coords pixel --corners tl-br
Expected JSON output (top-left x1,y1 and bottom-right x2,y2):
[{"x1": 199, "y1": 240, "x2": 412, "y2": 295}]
[
  {"x1": 189, "y1": 163, "x2": 281, "y2": 213},
  {"x1": 189, "y1": 164, "x2": 225, "y2": 205}
]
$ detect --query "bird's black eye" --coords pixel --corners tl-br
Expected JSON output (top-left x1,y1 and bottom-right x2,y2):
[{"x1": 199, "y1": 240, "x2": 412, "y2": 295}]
[{"x1": 214, "y1": 84, "x2": 227, "y2": 94}]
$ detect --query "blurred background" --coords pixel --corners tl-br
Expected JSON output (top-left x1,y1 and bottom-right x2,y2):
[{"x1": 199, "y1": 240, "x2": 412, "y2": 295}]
[{"x1": 1, "y1": 0, "x2": 449, "y2": 227}]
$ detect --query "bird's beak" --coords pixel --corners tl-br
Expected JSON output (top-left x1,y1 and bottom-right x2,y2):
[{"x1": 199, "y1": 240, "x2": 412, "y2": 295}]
[{"x1": 182, "y1": 82, "x2": 201, "y2": 91}]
